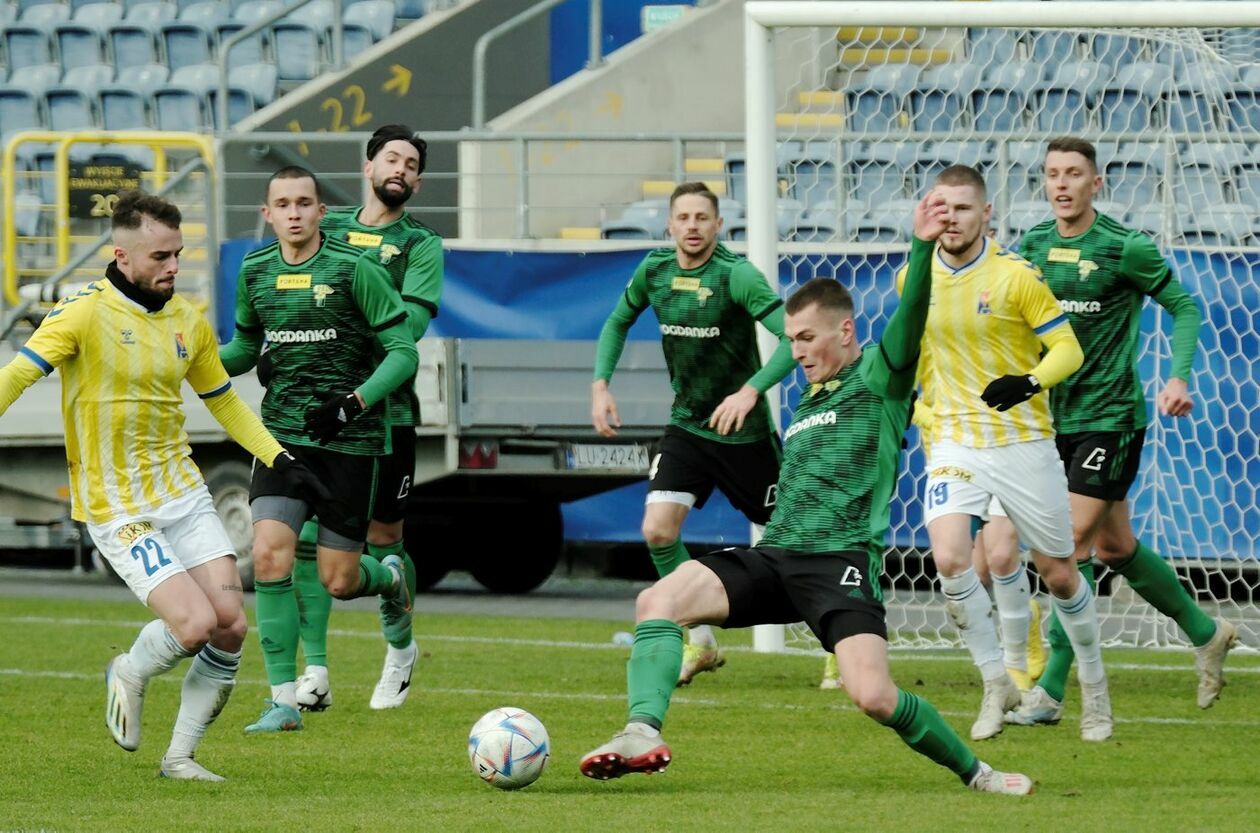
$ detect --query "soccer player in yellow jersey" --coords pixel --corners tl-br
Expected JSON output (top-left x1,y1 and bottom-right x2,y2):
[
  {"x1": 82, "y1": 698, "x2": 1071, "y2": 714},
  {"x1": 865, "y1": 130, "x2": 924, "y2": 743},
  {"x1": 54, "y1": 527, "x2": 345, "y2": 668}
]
[
  {"x1": 0, "y1": 191, "x2": 324, "y2": 781},
  {"x1": 899, "y1": 166, "x2": 1111, "y2": 744}
]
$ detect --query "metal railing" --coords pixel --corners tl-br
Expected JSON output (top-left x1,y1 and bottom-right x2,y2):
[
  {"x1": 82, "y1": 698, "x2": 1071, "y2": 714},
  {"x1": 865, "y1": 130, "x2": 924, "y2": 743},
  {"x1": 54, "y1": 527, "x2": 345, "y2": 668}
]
[
  {"x1": 472, "y1": 0, "x2": 604, "y2": 129},
  {"x1": 216, "y1": 0, "x2": 344, "y2": 135}
]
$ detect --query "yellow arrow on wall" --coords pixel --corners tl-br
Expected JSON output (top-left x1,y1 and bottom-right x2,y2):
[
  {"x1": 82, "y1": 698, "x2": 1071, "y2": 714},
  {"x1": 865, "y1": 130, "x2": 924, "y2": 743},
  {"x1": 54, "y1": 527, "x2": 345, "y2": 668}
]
[{"x1": 383, "y1": 64, "x2": 412, "y2": 96}]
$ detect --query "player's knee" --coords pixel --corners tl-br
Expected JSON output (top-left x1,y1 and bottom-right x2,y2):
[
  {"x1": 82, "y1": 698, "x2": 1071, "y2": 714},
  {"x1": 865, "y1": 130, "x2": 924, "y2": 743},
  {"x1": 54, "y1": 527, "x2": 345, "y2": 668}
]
[
  {"x1": 252, "y1": 540, "x2": 290, "y2": 580},
  {"x1": 845, "y1": 679, "x2": 897, "y2": 721},
  {"x1": 1039, "y1": 560, "x2": 1077, "y2": 598},
  {"x1": 323, "y1": 577, "x2": 357, "y2": 600},
  {"x1": 169, "y1": 609, "x2": 216, "y2": 653},
  {"x1": 1094, "y1": 532, "x2": 1134, "y2": 564},
  {"x1": 214, "y1": 608, "x2": 248, "y2": 651},
  {"x1": 635, "y1": 582, "x2": 678, "y2": 623},
  {"x1": 641, "y1": 519, "x2": 680, "y2": 549}
]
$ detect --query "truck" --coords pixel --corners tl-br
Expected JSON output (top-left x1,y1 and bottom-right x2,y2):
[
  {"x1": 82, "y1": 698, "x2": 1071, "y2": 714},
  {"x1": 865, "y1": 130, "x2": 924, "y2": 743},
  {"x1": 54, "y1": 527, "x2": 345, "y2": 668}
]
[{"x1": 0, "y1": 338, "x2": 672, "y2": 594}]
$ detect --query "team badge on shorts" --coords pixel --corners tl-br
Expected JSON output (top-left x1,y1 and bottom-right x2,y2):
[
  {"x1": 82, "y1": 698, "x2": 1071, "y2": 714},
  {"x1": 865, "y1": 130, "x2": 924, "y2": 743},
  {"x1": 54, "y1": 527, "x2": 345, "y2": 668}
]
[{"x1": 116, "y1": 521, "x2": 156, "y2": 545}]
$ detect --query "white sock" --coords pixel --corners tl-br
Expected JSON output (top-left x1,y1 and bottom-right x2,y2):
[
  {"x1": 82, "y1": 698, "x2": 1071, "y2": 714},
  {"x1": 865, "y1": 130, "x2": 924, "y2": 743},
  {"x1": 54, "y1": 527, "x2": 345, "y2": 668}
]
[
  {"x1": 992, "y1": 564, "x2": 1031, "y2": 672},
  {"x1": 940, "y1": 567, "x2": 1006, "y2": 682},
  {"x1": 688, "y1": 625, "x2": 716, "y2": 647},
  {"x1": 271, "y1": 681, "x2": 298, "y2": 709},
  {"x1": 1051, "y1": 578, "x2": 1104, "y2": 685},
  {"x1": 128, "y1": 619, "x2": 194, "y2": 682},
  {"x1": 386, "y1": 641, "x2": 417, "y2": 664},
  {"x1": 167, "y1": 645, "x2": 240, "y2": 760}
]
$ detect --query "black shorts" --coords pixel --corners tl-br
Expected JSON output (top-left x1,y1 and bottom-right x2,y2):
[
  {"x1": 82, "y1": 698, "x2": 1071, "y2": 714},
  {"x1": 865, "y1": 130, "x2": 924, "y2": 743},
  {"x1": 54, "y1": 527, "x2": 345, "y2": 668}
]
[
  {"x1": 698, "y1": 546, "x2": 887, "y2": 651},
  {"x1": 372, "y1": 426, "x2": 416, "y2": 525},
  {"x1": 250, "y1": 444, "x2": 378, "y2": 543},
  {"x1": 649, "y1": 426, "x2": 781, "y2": 524},
  {"x1": 1057, "y1": 428, "x2": 1146, "y2": 501}
]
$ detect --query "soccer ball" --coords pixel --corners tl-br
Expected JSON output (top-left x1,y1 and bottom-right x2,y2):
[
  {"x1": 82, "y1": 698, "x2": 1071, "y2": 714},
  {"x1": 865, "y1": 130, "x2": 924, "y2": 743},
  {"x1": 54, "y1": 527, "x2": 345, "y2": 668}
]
[{"x1": 467, "y1": 707, "x2": 550, "y2": 790}]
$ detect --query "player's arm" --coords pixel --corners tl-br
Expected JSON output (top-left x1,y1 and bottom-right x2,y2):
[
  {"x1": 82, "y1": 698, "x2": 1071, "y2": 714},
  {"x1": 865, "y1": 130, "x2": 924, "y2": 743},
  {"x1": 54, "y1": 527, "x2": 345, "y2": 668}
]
[
  {"x1": 0, "y1": 290, "x2": 92, "y2": 416},
  {"x1": 591, "y1": 260, "x2": 649, "y2": 437},
  {"x1": 401, "y1": 234, "x2": 442, "y2": 341},
  {"x1": 708, "y1": 261, "x2": 795, "y2": 436},
  {"x1": 866, "y1": 192, "x2": 947, "y2": 398},
  {"x1": 306, "y1": 254, "x2": 418, "y2": 443},
  {"x1": 218, "y1": 267, "x2": 263, "y2": 376},
  {"x1": 1124, "y1": 233, "x2": 1201, "y2": 417},
  {"x1": 981, "y1": 271, "x2": 1083, "y2": 412}
]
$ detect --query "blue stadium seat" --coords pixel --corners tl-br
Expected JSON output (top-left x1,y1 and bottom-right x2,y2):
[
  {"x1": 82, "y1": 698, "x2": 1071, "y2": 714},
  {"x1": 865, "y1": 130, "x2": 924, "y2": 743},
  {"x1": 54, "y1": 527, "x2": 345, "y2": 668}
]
[
  {"x1": 857, "y1": 202, "x2": 913, "y2": 243},
  {"x1": 910, "y1": 63, "x2": 983, "y2": 133},
  {"x1": 233, "y1": 0, "x2": 284, "y2": 23},
  {"x1": 0, "y1": 86, "x2": 43, "y2": 145},
  {"x1": 725, "y1": 152, "x2": 746, "y2": 205},
  {"x1": 720, "y1": 199, "x2": 745, "y2": 220},
  {"x1": 1104, "y1": 144, "x2": 1165, "y2": 206},
  {"x1": 600, "y1": 223, "x2": 654, "y2": 241},
  {"x1": 1179, "y1": 206, "x2": 1254, "y2": 247},
  {"x1": 348, "y1": 0, "x2": 394, "y2": 41},
  {"x1": 1030, "y1": 31, "x2": 1080, "y2": 64},
  {"x1": 1032, "y1": 61, "x2": 1108, "y2": 133},
  {"x1": 62, "y1": 61, "x2": 114, "y2": 89},
  {"x1": 0, "y1": 4, "x2": 15, "y2": 26},
  {"x1": 782, "y1": 150, "x2": 838, "y2": 209},
  {"x1": 971, "y1": 64, "x2": 1039, "y2": 132},
  {"x1": 844, "y1": 64, "x2": 919, "y2": 135},
  {"x1": 216, "y1": 21, "x2": 268, "y2": 67},
  {"x1": 610, "y1": 199, "x2": 668, "y2": 238},
  {"x1": 45, "y1": 86, "x2": 97, "y2": 130},
  {"x1": 1091, "y1": 199, "x2": 1124, "y2": 221},
  {"x1": 153, "y1": 62, "x2": 218, "y2": 131},
  {"x1": 272, "y1": 20, "x2": 324, "y2": 81},
  {"x1": 125, "y1": 2, "x2": 177, "y2": 24},
  {"x1": 70, "y1": 0, "x2": 115, "y2": 12},
  {"x1": 1090, "y1": 32, "x2": 1145, "y2": 66},
  {"x1": 18, "y1": 2, "x2": 68, "y2": 24},
  {"x1": 2, "y1": 24, "x2": 54, "y2": 70},
  {"x1": 395, "y1": 0, "x2": 427, "y2": 20},
  {"x1": 1001, "y1": 142, "x2": 1043, "y2": 205},
  {"x1": 1005, "y1": 200, "x2": 1048, "y2": 240},
  {"x1": 54, "y1": 22, "x2": 107, "y2": 71},
  {"x1": 1098, "y1": 62, "x2": 1172, "y2": 133},
  {"x1": 847, "y1": 142, "x2": 912, "y2": 206},
  {"x1": 100, "y1": 87, "x2": 151, "y2": 129},
  {"x1": 343, "y1": 22, "x2": 373, "y2": 60},
  {"x1": 208, "y1": 85, "x2": 252, "y2": 128},
  {"x1": 723, "y1": 220, "x2": 746, "y2": 242},
  {"x1": 117, "y1": 60, "x2": 170, "y2": 92},
  {"x1": 180, "y1": 2, "x2": 227, "y2": 23},
  {"x1": 1126, "y1": 206, "x2": 1165, "y2": 237},
  {"x1": 73, "y1": 2, "x2": 122, "y2": 27},
  {"x1": 229, "y1": 60, "x2": 277, "y2": 106},
  {"x1": 108, "y1": 22, "x2": 161, "y2": 70},
  {"x1": 1232, "y1": 159, "x2": 1260, "y2": 206},
  {"x1": 8, "y1": 60, "x2": 58, "y2": 92},
  {"x1": 788, "y1": 219, "x2": 839, "y2": 243},
  {"x1": 1225, "y1": 89, "x2": 1260, "y2": 133},
  {"x1": 967, "y1": 27, "x2": 1020, "y2": 67},
  {"x1": 1219, "y1": 28, "x2": 1260, "y2": 64},
  {"x1": 160, "y1": 21, "x2": 214, "y2": 71},
  {"x1": 1239, "y1": 64, "x2": 1260, "y2": 89},
  {"x1": 776, "y1": 198, "x2": 805, "y2": 238}
]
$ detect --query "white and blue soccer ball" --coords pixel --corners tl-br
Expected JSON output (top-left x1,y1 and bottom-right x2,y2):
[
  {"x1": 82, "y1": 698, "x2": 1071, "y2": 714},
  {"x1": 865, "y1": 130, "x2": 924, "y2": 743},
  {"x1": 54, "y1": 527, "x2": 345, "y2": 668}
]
[{"x1": 468, "y1": 707, "x2": 550, "y2": 790}]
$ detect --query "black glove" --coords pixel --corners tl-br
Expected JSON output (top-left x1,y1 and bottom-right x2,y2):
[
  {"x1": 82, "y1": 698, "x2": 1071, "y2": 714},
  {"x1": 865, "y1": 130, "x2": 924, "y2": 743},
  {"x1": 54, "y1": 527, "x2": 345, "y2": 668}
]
[
  {"x1": 256, "y1": 349, "x2": 274, "y2": 388},
  {"x1": 981, "y1": 374, "x2": 1042, "y2": 412},
  {"x1": 271, "y1": 450, "x2": 331, "y2": 502},
  {"x1": 304, "y1": 392, "x2": 365, "y2": 443}
]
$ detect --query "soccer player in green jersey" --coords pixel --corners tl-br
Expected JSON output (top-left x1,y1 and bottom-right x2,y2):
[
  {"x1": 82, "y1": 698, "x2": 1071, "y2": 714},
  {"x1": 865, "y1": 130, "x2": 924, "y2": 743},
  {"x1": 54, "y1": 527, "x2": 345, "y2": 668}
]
[
  {"x1": 591, "y1": 182, "x2": 796, "y2": 685},
  {"x1": 580, "y1": 193, "x2": 1033, "y2": 795},
  {"x1": 218, "y1": 166, "x2": 419, "y2": 732},
  {"x1": 1007, "y1": 137, "x2": 1238, "y2": 728},
  {"x1": 286, "y1": 125, "x2": 443, "y2": 712}
]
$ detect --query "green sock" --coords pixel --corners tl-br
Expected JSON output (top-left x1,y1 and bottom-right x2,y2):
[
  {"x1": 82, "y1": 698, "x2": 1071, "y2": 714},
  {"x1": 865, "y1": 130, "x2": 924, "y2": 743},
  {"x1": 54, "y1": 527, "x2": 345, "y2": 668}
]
[
  {"x1": 1040, "y1": 560, "x2": 1095, "y2": 702},
  {"x1": 627, "y1": 619, "x2": 684, "y2": 729},
  {"x1": 353, "y1": 554, "x2": 398, "y2": 598},
  {"x1": 293, "y1": 522, "x2": 330, "y2": 667},
  {"x1": 370, "y1": 540, "x2": 415, "y2": 649},
  {"x1": 647, "y1": 539, "x2": 690, "y2": 578},
  {"x1": 254, "y1": 576, "x2": 300, "y2": 686},
  {"x1": 882, "y1": 689, "x2": 978, "y2": 784},
  {"x1": 1115, "y1": 540, "x2": 1216, "y2": 647}
]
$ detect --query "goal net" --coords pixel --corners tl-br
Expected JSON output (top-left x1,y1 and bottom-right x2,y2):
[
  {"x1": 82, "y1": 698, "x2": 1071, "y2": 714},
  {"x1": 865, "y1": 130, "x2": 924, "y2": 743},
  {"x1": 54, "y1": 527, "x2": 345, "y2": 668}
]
[{"x1": 743, "y1": 2, "x2": 1260, "y2": 653}]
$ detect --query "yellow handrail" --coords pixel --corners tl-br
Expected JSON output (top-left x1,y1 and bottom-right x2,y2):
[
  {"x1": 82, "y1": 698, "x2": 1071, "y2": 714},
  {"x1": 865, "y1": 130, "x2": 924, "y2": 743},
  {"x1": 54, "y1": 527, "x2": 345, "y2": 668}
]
[{"x1": 3, "y1": 131, "x2": 215, "y2": 306}]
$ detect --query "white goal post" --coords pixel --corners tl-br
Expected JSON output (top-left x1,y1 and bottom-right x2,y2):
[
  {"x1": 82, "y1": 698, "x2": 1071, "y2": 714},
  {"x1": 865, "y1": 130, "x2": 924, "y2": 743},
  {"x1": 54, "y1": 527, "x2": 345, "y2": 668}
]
[{"x1": 744, "y1": 2, "x2": 1260, "y2": 654}]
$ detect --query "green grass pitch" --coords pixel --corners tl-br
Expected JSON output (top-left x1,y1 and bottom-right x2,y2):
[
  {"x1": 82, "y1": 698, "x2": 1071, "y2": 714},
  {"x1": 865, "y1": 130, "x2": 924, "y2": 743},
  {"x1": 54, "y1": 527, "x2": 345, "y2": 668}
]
[{"x1": 0, "y1": 595, "x2": 1256, "y2": 832}]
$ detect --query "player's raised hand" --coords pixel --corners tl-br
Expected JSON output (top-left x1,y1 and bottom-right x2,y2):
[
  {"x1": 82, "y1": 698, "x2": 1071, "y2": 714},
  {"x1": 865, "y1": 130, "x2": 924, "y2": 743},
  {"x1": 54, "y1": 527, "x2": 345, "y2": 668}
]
[
  {"x1": 913, "y1": 189, "x2": 950, "y2": 242},
  {"x1": 591, "y1": 380, "x2": 621, "y2": 437},
  {"x1": 1157, "y1": 377, "x2": 1194, "y2": 417},
  {"x1": 709, "y1": 385, "x2": 760, "y2": 436}
]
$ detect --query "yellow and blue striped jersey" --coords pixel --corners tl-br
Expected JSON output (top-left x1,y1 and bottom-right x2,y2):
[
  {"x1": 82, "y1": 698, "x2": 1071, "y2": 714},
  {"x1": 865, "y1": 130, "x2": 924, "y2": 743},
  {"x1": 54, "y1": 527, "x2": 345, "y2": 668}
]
[
  {"x1": 897, "y1": 237, "x2": 1070, "y2": 448},
  {"x1": 11, "y1": 280, "x2": 234, "y2": 523}
]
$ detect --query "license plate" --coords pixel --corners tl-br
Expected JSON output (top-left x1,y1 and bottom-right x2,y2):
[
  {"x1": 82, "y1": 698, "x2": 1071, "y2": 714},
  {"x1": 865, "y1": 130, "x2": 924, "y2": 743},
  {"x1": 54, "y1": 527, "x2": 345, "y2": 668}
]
[{"x1": 564, "y1": 443, "x2": 651, "y2": 471}]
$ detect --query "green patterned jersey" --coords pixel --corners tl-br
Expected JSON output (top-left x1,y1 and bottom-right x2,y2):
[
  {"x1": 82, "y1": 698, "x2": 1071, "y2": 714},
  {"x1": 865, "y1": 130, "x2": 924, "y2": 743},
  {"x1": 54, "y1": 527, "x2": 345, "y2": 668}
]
[
  {"x1": 760, "y1": 346, "x2": 915, "y2": 562},
  {"x1": 1019, "y1": 212, "x2": 1200, "y2": 433},
  {"x1": 233, "y1": 236, "x2": 407, "y2": 455},
  {"x1": 608, "y1": 244, "x2": 783, "y2": 443},
  {"x1": 321, "y1": 207, "x2": 443, "y2": 427}
]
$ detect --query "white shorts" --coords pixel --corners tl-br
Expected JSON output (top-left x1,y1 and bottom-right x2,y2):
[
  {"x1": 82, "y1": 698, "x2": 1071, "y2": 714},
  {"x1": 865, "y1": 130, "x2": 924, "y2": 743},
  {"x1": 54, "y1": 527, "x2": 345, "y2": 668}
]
[
  {"x1": 924, "y1": 439, "x2": 1073, "y2": 557},
  {"x1": 88, "y1": 487, "x2": 236, "y2": 604}
]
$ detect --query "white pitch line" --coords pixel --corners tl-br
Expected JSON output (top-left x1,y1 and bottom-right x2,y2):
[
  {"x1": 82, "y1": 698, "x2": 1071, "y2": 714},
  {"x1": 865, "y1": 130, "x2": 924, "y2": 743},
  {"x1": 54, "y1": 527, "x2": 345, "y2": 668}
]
[
  {"x1": 2, "y1": 615, "x2": 1257, "y2": 675},
  {"x1": 0, "y1": 666, "x2": 1254, "y2": 728}
]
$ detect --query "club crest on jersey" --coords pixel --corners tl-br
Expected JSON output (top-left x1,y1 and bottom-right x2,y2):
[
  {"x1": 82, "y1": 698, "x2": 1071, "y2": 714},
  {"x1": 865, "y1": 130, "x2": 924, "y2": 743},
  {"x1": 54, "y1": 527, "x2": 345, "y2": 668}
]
[
  {"x1": 377, "y1": 244, "x2": 402, "y2": 265},
  {"x1": 312, "y1": 285, "x2": 335, "y2": 307},
  {"x1": 116, "y1": 521, "x2": 155, "y2": 544},
  {"x1": 174, "y1": 332, "x2": 188, "y2": 359},
  {"x1": 120, "y1": 329, "x2": 135, "y2": 345},
  {"x1": 696, "y1": 287, "x2": 713, "y2": 306},
  {"x1": 976, "y1": 290, "x2": 991, "y2": 315},
  {"x1": 1077, "y1": 260, "x2": 1099, "y2": 281}
]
